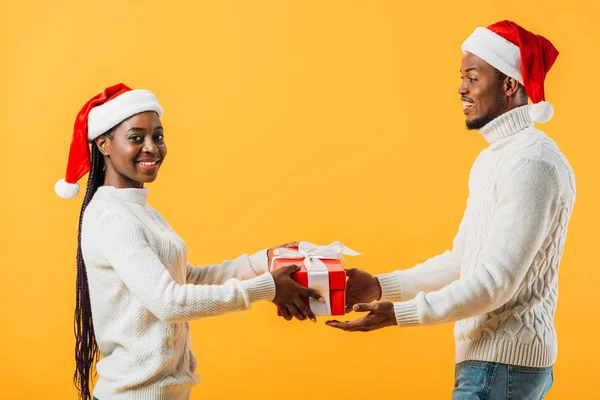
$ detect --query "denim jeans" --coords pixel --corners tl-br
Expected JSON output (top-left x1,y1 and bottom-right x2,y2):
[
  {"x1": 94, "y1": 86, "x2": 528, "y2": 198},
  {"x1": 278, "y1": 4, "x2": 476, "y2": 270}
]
[{"x1": 453, "y1": 360, "x2": 554, "y2": 400}]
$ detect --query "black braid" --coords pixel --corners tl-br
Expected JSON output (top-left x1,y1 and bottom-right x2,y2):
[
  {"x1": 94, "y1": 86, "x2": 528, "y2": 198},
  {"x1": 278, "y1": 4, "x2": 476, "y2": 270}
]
[{"x1": 74, "y1": 140, "x2": 106, "y2": 399}]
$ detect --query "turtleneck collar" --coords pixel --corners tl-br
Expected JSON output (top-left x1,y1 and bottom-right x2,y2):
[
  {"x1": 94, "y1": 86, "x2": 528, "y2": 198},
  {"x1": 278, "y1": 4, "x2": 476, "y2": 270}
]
[
  {"x1": 478, "y1": 104, "x2": 534, "y2": 144},
  {"x1": 94, "y1": 185, "x2": 148, "y2": 205}
]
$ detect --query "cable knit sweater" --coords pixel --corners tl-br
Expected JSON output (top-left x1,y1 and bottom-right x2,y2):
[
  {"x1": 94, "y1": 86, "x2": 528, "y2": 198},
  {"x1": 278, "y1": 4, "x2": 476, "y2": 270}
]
[
  {"x1": 81, "y1": 186, "x2": 275, "y2": 400},
  {"x1": 376, "y1": 105, "x2": 576, "y2": 367}
]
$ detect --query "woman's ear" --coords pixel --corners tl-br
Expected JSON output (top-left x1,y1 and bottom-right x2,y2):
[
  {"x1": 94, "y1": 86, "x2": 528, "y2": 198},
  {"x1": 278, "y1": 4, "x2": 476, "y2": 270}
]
[{"x1": 95, "y1": 135, "x2": 110, "y2": 156}]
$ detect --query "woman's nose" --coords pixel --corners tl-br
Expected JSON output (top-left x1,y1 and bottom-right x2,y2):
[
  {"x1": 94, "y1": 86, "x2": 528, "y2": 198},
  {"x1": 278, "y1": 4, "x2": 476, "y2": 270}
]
[{"x1": 143, "y1": 138, "x2": 158, "y2": 153}]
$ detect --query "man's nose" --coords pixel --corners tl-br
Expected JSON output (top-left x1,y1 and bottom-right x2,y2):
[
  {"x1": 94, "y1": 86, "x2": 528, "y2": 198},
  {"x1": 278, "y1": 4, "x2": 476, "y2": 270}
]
[{"x1": 458, "y1": 80, "x2": 468, "y2": 95}]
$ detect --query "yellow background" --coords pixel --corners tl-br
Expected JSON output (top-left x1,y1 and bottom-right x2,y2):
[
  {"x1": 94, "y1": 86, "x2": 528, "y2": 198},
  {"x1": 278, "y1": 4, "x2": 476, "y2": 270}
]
[{"x1": 1, "y1": 1, "x2": 598, "y2": 398}]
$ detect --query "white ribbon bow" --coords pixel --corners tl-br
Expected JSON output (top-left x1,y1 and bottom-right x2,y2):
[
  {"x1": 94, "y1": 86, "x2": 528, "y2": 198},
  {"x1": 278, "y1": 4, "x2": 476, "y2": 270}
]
[{"x1": 270, "y1": 241, "x2": 360, "y2": 315}]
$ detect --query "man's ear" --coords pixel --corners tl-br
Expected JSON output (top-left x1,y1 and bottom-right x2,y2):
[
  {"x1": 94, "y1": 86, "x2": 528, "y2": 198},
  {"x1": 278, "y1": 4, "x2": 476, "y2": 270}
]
[
  {"x1": 96, "y1": 135, "x2": 110, "y2": 156},
  {"x1": 504, "y1": 76, "x2": 520, "y2": 97}
]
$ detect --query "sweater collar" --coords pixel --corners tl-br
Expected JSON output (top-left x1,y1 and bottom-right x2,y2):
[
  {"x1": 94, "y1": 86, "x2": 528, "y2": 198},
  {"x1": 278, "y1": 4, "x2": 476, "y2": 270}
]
[
  {"x1": 478, "y1": 105, "x2": 534, "y2": 144},
  {"x1": 94, "y1": 185, "x2": 148, "y2": 205}
]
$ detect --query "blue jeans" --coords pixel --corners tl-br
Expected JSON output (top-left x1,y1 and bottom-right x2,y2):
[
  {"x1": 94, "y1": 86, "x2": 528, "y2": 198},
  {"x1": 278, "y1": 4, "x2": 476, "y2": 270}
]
[{"x1": 453, "y1": 360, "x2": 554, "y2": 399}]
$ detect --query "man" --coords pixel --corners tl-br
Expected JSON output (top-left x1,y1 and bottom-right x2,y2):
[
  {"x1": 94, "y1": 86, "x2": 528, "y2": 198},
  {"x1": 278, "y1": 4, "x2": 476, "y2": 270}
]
[{"x1": 326, "y1": 21, "x2": 575, "y2": 399}]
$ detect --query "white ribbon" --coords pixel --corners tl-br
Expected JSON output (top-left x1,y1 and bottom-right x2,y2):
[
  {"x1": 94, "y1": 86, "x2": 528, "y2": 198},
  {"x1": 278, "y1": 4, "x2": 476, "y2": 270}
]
[{"x1": 270, "y1": 241, "x2": 360, "y2": 315}]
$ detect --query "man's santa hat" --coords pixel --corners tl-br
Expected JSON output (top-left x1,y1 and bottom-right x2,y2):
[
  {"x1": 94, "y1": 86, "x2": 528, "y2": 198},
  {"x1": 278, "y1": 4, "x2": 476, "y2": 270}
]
[
  {"x1": 54, "y1": 83, "x2": 163, "y2": 199},
  {"x1": 461, "y1": 20, "x2": 559, "y2": 123}
]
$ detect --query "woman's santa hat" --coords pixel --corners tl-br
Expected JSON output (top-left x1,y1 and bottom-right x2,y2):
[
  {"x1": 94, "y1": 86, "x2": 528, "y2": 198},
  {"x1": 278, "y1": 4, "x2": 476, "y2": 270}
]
[
  {"x1": 54, "y1": 83, "x2": 164, "y2": 199},
  {"x1": 461, "y1": 20, "x2": 559, "y2": 123}
]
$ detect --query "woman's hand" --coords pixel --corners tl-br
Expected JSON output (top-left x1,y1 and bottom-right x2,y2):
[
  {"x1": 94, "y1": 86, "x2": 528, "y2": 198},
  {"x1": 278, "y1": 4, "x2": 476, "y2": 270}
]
[
  {"x1": 267, "y1": 241, "x2": 299, "y2": 268},
  {"x1": 271, "y1": 264, "x2": 324, "y2": 322}
]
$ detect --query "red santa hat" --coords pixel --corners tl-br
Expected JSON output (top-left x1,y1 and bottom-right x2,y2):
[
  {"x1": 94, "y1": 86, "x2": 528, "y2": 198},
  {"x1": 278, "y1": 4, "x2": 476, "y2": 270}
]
[
  {"x1": 54, "y1": 83, "x2": 164, "y2": 198},
  {"x1": 461, "y1": 20, "x2": 559, "y2": 123}
]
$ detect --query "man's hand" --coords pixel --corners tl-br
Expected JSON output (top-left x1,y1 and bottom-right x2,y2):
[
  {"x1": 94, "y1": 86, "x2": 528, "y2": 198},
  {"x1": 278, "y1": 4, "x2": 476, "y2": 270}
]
[
  {"x1": 344, "y1": 268, "x2": 382, "y2": 313},
  {"x1": 325, "y1": 301, "x2": 396, "y2": 332},
  {"x1": 271, "y1": 264, "x2": 324, "y2": 322}
]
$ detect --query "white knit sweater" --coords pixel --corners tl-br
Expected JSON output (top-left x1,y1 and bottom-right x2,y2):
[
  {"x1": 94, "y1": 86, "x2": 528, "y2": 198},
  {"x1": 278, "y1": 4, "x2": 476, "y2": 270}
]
[
  {"x1": 81, "y1": 186, "x2": 275, "y2": 399},
  {"x1": 376, "y1": 105, "x2": 576, "y2": 367}
]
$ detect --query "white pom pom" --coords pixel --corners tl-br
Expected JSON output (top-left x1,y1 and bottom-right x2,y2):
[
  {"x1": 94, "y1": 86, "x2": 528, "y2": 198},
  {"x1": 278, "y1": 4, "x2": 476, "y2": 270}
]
[
  {"x1": 55, "y1": 178, "x2": 80, "y2": 199},
  {"x1": 529, "y1": 101, "x2": 554, "y2": 123}
]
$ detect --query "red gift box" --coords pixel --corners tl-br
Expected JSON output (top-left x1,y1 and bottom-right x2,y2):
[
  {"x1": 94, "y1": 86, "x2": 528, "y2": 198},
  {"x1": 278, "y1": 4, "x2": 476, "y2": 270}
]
[{"x1": 268, "y1": 246, "x2": 347, "y2": 316}]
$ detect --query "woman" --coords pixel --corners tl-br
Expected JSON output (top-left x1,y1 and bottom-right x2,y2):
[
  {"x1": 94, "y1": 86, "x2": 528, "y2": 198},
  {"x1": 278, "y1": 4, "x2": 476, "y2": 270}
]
[{"x1": 55, "y1": 83, "x2": 322, "y2": 400}]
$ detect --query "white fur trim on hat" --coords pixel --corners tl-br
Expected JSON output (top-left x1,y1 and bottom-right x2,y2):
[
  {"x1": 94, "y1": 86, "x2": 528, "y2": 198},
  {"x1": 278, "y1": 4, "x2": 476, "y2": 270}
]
[
  {"x1": 55, "y1": 178, "x2": 80, "y2": 199},
  {"x1": 461, "y1": 27, "x2": 523, "y2": 84},
  {"x1": 87, "y1": 89, "x2": 164, "y2": 141},
  {"x1": 529, "y1": 101, "x2": 554, "y2": 123}
]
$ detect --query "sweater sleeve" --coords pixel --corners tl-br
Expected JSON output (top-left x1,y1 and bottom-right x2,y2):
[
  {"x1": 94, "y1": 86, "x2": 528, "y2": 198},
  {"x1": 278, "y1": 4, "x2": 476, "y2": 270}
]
[
  {"x1": 376, "y1": 251, "x2": 462, "y2": 303},
  {"x1": 392, "y1": 159, "x2": 559, "y2": 327},
  {"x1": 375, "y1": 203, "x2": 468, "y2": 302},
  {"x1": 99, "y1": 213, "x2": 276, "y2": 323},
  {"x1": 186, "y1": 249, "x2": 269, "y2": 285}
]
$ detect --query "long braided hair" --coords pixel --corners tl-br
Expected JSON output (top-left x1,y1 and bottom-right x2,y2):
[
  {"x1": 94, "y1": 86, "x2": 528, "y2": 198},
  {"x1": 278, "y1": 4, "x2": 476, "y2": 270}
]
[{"x1": 74, "y1": 131, "x2": 112, "y2": 399}]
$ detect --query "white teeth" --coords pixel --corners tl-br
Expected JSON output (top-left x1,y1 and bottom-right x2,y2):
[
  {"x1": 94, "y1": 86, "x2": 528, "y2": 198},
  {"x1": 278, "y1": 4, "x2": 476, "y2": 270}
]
[
  {"x1": 138, "y1": 161, "x2": 158, "y2": 166},
  {"x1": 463, "y1": 102, "x2": 474, "y2": 108}
]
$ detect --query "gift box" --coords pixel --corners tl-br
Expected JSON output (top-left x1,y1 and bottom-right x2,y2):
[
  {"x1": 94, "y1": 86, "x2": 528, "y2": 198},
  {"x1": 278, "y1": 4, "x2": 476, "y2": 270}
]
[{"x1": 269, "y1": 241, "x2": 360, "y2": 316}]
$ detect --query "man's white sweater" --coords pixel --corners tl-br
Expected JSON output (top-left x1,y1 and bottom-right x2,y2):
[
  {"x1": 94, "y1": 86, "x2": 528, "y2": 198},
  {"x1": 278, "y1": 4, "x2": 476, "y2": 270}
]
[
  {"x1": 377, "y1": 105, "x2": 576, "y2": 367},
  {"x1": 81, "y1": 186, "x2": 275, "y2": 399}
]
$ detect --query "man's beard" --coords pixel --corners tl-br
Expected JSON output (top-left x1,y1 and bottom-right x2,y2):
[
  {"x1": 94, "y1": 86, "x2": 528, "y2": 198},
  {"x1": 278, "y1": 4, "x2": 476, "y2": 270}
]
[{"x1": 466, "y1": 101, "x2": 504, "y2": 130}]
